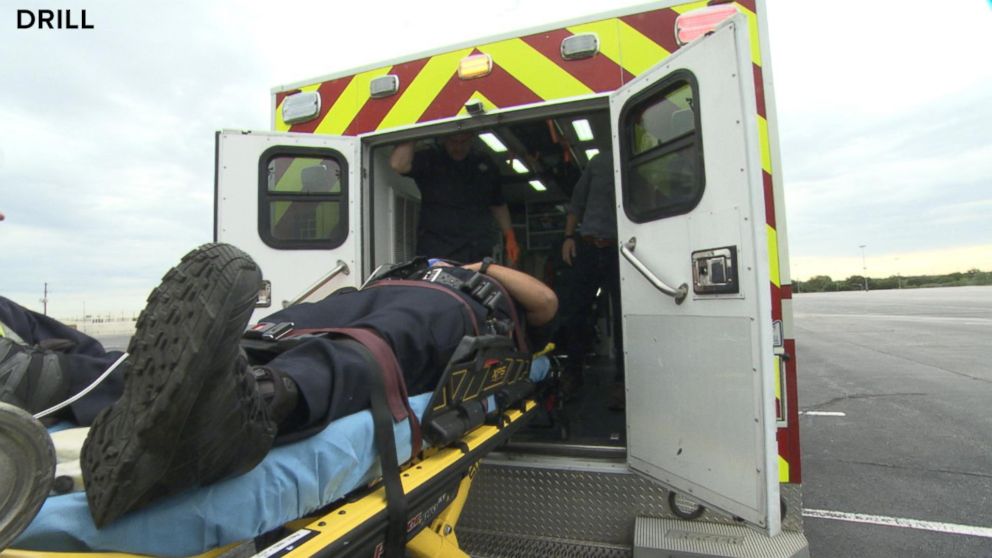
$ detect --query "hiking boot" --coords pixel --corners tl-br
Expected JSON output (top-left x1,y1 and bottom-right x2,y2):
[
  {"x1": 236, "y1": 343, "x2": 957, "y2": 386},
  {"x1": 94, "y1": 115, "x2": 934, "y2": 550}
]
[
  {"x1": 0, "y1": 337, "x2": 69, "y2": 416},
  {"x1": 80, "y1": 243, "x2": 274, "y2": 527}
]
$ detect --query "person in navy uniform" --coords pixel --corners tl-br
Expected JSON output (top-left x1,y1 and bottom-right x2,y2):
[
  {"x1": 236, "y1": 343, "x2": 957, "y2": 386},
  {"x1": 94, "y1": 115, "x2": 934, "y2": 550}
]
[
  {"x1": 0, "y1": 244, "x2": 555, "y2": 526},
  {"x1": 390, "y1": 133, "x2": 520, "y2": 266}
]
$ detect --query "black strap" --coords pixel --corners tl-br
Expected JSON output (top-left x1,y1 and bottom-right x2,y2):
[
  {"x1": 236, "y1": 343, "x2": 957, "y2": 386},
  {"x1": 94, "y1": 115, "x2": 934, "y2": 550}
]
[{"x1": 341, "y1": 339, "x2": 406, "y2": 556}]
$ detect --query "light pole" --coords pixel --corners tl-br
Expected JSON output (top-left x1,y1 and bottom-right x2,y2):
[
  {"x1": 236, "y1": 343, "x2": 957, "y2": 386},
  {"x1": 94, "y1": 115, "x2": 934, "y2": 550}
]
[{"x1": 859, "y1": 245, "x2": 868, "y2": 292}]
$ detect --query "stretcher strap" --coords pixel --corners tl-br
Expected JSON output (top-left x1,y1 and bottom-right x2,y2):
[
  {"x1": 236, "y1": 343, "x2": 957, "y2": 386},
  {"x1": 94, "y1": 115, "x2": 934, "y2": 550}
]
[
  {"x1": 340, "y1": 339, "x2": 407, "y2": 557},
  {"x1": 288, "y1": 327, "x2": 422, "y2": 457}
]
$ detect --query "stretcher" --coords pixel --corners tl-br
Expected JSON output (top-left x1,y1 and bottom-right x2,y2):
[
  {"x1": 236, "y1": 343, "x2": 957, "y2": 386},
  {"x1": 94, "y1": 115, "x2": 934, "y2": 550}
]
[{"x1": 3, "y1": 338, "x2": 552, "y2": 558}]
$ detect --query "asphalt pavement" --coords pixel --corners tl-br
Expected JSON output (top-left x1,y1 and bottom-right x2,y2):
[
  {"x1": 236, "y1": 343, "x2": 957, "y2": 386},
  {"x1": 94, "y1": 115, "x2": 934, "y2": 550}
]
[{"x1": 794, "y1": 286, "x2": 992, "y2": 557}]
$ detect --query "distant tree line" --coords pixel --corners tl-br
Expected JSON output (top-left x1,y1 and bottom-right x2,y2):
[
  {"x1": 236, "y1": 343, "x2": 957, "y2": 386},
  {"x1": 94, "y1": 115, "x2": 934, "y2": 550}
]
[{"x1": 795, "y1": 269, "x2": 992, "y2": 293}]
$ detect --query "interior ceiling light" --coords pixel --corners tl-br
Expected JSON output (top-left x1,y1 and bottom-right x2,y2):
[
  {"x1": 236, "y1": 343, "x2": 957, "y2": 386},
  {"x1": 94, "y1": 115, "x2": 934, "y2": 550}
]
[
  {"x1": 572, "y1": 119, "x2": 594, "y2": 141},
  {"x1": 479, "y1": 132, "x2": 508, "y2": 152},
  {"x1": 510, "y1": 159, "x2": 528, "y2": 174},
  {"x1": 585, "y1": 148, "x2": 600, "y2": 160},
  {"x1": 529, "y1": 180, "x2": 547, "y2": 192}
]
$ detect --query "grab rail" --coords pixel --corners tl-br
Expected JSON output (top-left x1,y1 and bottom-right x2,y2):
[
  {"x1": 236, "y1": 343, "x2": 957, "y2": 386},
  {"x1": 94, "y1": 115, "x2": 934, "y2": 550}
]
[{"x1": 620, "y1": 238, "x2": 688, "y2": 305}]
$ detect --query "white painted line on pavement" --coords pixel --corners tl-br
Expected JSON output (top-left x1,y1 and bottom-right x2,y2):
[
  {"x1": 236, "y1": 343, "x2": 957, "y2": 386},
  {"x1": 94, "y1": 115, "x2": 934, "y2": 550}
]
[
  {"x1": 800, "y1": 411, "x2": 847, "y2": 416},
  {"x1": 804, "y1": 508, "x2": 992, "y2": 539}
]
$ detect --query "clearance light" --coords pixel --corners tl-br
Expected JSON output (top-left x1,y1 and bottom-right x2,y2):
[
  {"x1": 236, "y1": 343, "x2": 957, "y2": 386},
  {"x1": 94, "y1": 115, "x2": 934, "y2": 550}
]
[
  {"x1": 511, "y1": 159, "x2": 528, "y2": 174},
  {"x1": 561, "y1": 33, "x2": 599, "y2": 60},
  {"x1": 572, "y1": 119, "x2": 594, "y2": 141},
  {"x1": 675, "y1": 4, "x2": 738, "y2": 45},
  {"x1": 585, "y1": 148, "x2": 600, "y2": 160},
  {"x1": 458, "y1": 53, "x2": 493, "y2": 80},
  {"x1": 529, "y1": 180, "x2": 547, "y2": 192},
  {"x1": 369, "y1": 74, "x2": 399, "y2": 98},
  {"x1": 281, "y1": 90, "x2": 321, "y2": 124},
  {"x1": 479, "y1": 132, "x2": 508, "y2": 152}
]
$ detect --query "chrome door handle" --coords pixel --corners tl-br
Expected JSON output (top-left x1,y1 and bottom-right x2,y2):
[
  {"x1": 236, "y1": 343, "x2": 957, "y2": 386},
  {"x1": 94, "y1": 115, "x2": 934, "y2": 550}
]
[
  {"x1": 620, "y1": 238, "x2": 688, "y2": 304},
  {"x1": 285, "y1": 260, "x2": 350, "y2": 307}
]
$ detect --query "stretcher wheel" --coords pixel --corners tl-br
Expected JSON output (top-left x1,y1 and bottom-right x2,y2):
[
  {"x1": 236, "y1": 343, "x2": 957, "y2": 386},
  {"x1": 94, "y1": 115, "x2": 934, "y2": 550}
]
[{"x1": 0, "y1": 402, "x2": 56, "y2": 550}]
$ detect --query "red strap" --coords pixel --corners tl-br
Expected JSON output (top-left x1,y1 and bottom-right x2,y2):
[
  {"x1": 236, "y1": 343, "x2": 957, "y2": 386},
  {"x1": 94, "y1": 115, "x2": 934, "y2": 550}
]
[{"x1": 288, "y1": 326, "x2": 422, "y2": 456}]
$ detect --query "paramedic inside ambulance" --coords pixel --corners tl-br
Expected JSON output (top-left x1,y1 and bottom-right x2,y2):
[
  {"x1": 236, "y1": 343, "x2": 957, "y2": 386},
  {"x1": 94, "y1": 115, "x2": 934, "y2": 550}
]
[
  {"x1": 0, "y1": 243, "x2": 555, "y2": 529},
  {"x1": 389, "y1": 132, "x2": 520, "y2": 265}
]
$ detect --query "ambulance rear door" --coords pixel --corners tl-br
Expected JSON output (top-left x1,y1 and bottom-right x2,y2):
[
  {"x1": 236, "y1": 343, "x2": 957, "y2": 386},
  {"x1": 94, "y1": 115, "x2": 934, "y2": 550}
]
[
  {"x1": 610, "y1": 16, "x2": 780, "y2": 534},
  {"x1": 215, "y1": 130, "x2": 361, "y2": 323}
]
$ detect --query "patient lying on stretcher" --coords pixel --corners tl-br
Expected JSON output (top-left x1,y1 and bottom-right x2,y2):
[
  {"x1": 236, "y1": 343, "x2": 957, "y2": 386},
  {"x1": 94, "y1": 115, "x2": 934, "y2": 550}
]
[{"x1": 0, "y1": 243, "x2": 556, "y2": 539}]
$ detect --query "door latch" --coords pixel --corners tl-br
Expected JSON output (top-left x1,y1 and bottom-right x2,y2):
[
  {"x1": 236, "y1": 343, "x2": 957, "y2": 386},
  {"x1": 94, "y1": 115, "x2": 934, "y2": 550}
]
[{"x1": 691, "y1": 246, "x2": 739, "y2": 295}]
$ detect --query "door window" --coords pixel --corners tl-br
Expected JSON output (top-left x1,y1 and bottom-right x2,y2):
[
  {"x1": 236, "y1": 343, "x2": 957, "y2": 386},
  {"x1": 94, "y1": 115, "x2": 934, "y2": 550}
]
[
  {"x1": 258, "y1": 147, "x2": 348, "y2": 249},
  {"x1": 621, "y1": 73, "x2": 704, "y2": 223}
]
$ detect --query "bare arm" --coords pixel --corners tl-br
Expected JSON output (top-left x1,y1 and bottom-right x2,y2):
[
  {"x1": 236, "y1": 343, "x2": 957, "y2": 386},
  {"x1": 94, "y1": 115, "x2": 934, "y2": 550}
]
[
  {"x1": 389, "y1": 141, "x2": 415, "y2": 175},
  {"x1": 561, "y1": 213, "x2": 579, "y2": 265},
  {"x1": 462, "y1": 262, "x2": 557, "y2": 326},
  {"x1": 489, "y1": 204, "x2": 513, "y2": 235}
]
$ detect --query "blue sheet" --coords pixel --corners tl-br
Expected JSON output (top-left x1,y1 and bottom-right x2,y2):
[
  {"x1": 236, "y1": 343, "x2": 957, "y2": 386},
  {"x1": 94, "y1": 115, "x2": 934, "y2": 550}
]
[{"x1": 15, "y1": 357, "x2": 550, "y2": 557}]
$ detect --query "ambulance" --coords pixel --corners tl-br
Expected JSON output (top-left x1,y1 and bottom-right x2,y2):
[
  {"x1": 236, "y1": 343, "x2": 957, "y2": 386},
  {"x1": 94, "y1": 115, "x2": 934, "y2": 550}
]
[{"x1": 213, "y1": 1, "x2": 809, "y2": 555}]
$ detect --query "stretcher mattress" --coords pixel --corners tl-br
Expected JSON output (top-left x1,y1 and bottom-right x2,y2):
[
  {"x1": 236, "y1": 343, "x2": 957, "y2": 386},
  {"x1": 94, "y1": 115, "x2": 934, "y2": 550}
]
[{"x1": 13, "y1": 357, "x2": 550, "y2": 557}]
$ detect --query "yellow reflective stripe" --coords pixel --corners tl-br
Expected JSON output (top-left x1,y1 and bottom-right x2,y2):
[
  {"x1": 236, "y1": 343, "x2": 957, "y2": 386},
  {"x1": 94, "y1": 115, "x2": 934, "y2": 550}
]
[
  {"x1": 779, "y1": 455, "x2": 790, "y2": 483},
  {"x1": 274, "y1": 83, "x2": 320, "y2": 132},
  {"x1": 672, "y1": 1, "x2": 710, "y2": 14},
  {"x1": 567, "y1": 19, "x2": 671, "y2": 77},
  {"x1": 767, "y1": 224, "x2": 780, "y2": 288},
  {"x1": 616, "y1": 20, "x2": 671, "y2": 76},
  {"x1": 377, "y1": 49, "x2": 473, "y2": 130},
  {"x1": 479, "y1": 38, "x2": 592, "y2": 100},
  {"x1": 567, "y1": 20, "x2": 621, "y2": 66},
  {"x1": 315, "y1": 67, "x2": 393, "y2": 135},
  {"x1": 457, "y1": 90, "x2": 497, "y2": 116},
  {"x1": 758, "y1": 115, "x2": 771, "y2": 174},
  {"x1": 738, "y1": 4, "x2": 763, "y2": 67}
]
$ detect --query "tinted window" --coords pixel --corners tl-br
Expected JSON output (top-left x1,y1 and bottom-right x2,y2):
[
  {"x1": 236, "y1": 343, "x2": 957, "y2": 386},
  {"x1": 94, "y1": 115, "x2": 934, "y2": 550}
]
[
  {"x1": 259, "y1": 151, "x2": 347, "y2": 248},
  {"x1": 622, "y1": 76, "x2": 704, "y2": 222}
]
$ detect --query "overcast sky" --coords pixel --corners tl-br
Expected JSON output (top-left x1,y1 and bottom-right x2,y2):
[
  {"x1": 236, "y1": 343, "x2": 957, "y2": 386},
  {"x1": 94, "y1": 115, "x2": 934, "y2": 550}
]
[{"x1": 1, "y1": 0, "x2": 990, "y2": 318}]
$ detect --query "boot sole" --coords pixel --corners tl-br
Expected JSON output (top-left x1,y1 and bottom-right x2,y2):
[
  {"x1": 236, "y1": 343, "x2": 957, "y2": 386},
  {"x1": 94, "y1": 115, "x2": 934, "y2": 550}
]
[{"x1": 80, "y1": 243, "x2": 261, "y2": 527}]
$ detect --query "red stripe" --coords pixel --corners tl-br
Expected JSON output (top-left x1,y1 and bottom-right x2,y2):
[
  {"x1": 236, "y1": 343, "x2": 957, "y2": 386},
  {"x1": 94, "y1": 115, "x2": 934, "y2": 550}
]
[
  {"x1": 776, "y1": 338, "x2": 802, "y2": 483},
  {"x1": 619, "y1": 8, "x2": 681, "y2": 55},
  {"x1": 723, "y1": 0, "x2": 757, "y2": 13},
  {"x1": 781, "y1": 284, "x2": 793, "y2": 299},
  {"x1": 762, "y1": 171, "x2": 775, "y2": 228},
  {"x1": 288, "y1": 77, "x2": 352, "y2": 134},
  {"x1": 770, "y1": 283, "x2": 782, "y2": 322},
  {"x1": 418, "y1": 50, "x2": 542, "y2": 123},
  {"x1": 344, "y1": 58, "x2": 431, "y2": 135},
  {"x1": 753, "y1": 64, "x2": 767, "y2": 119},
  {"x1": 519, "y1": 28, "x2": 629, "y2": 92}
]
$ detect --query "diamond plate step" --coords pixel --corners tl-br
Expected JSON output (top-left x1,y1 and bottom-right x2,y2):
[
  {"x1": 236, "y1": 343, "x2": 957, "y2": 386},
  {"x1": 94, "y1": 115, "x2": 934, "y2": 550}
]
[{"x1": 634, "y1": 517, "x2": 809, "y2": 558}]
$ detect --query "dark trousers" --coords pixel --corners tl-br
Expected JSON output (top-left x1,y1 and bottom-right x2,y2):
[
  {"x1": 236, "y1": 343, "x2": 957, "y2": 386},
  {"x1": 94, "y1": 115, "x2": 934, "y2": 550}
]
[
  {"x1": 0, "y1": 296, "x2": 125, "y2": 425},
  {"x1": 558, "y1": 239, "x2": 623, "y2": 382}
]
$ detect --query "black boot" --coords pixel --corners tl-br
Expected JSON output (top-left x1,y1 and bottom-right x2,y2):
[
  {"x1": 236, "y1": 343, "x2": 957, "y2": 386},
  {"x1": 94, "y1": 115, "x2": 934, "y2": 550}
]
[
  {"x1": 0, "y1": 337, "x2": 69, "y2": 416},
  {"x1": 80, "y1": 243, "x2": 275, "y2": 527}
]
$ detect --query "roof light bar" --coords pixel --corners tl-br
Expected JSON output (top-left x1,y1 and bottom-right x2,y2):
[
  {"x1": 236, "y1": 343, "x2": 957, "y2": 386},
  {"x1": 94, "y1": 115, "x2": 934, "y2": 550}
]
[
  {"x1": 572, "y1": 119, "x2": 594, "y2": 141},
  {"x1": 511, "y1": 159, "x2": 528, "y2": 174},
  {"x1": 458, "y1": 53, "x2": 493, "y2": 80},
  {"x1": 529, "y1": 180, "x2": 547, "y2": 192},
  {"x1": 675, "y1": 4, "x2": 738, "y2": 45},
  {"x1": 479, "y1": 132, "x2": 507, "y2": 153},
  {"x1": 585, "y1": 148, "x2": 600, "y2": 160},
  {"x1": 281, "y1": 90, "x2": 321, "y2": 125}
]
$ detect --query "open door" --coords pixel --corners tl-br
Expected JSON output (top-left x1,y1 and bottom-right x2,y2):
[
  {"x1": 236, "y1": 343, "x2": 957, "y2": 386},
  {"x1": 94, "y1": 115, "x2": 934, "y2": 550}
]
[
  {"x1": 611, "y1": 16, "x2": 780, "y2": 534},
  {"x1": 215, "y1": 130, "x2": 362, "y2": 323}
]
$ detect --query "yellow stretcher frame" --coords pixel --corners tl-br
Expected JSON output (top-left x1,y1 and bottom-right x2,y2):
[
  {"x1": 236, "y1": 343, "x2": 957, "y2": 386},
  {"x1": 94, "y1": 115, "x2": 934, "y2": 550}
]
[{"x1": 2, "y1": 400, "x2": 539, "y2": 558}]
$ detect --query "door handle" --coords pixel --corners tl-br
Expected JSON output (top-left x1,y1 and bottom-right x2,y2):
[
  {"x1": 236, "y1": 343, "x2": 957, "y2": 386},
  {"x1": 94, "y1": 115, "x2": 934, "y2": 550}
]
[
  {"x1": 621, "y1": 238, "x2": 688, "y2": 304},
  {"x1": 285, "y1": 260, "x2": 351, "y2": 307}
]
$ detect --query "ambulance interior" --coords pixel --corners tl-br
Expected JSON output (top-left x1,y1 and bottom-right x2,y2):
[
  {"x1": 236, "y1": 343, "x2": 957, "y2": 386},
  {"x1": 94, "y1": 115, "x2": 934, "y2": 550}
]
[{"x1": 368, "y1": 103, "x2": 627, "y2": 452}]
